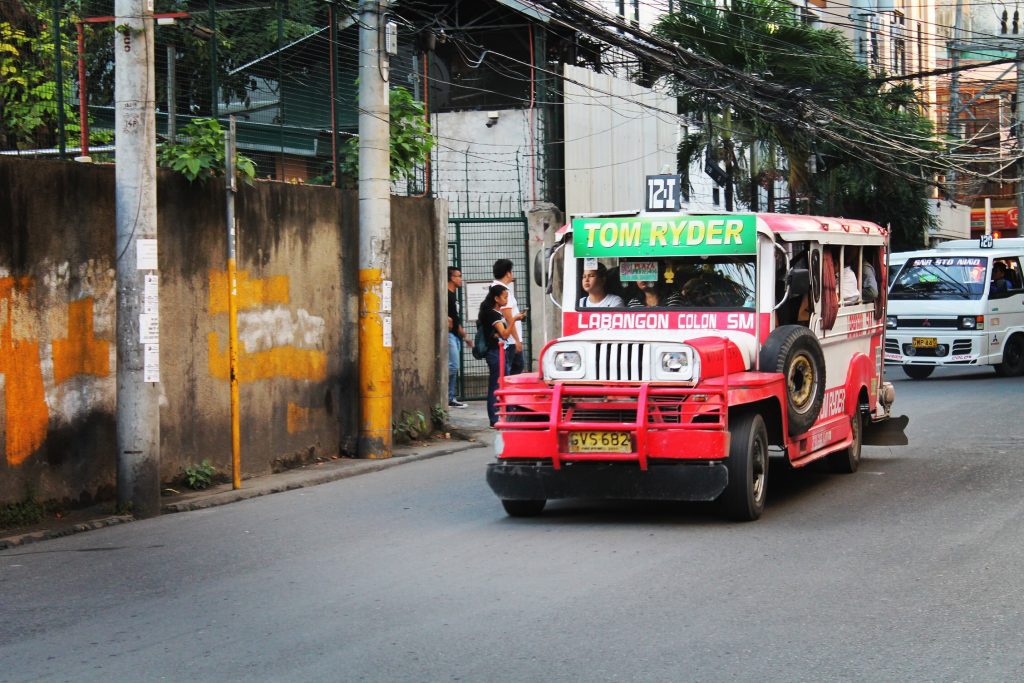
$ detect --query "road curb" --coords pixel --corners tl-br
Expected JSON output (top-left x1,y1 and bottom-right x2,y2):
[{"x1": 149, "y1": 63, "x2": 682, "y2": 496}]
[{"x1": 1, "y1": 434, "x2": 486, "y2": 550}]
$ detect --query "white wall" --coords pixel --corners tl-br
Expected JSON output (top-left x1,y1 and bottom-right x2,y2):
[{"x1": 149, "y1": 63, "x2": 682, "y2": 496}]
[
  {"x1": 430, "y1": 108, "x2": 537, "y2": 216},
  {"x1": 563, "y1": 64, "x2": 679, "y2": 216}
]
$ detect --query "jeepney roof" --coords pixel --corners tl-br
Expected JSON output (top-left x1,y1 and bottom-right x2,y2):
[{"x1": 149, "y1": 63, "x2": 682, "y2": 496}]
[{"x1": 561, "y1": 212, "x2": 888, "y2": 246}]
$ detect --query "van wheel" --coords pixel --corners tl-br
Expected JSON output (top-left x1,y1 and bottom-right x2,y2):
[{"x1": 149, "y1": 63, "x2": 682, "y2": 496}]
[
  {"x1": 996, "y1": 334, "x2": 1024, "y2": 377},
  {"x1": 760, "y1": 325, "x2": 826, "y2": 436},
  {"x1": 902, "y1": 365, "x2": 934, "y2": 380},
  {"x1": 501, "y1": 499, "x2": 546, "y2": 517},
  {"x1": 827, "y1": 410, "x2": 862, "y2": 474},
  {"x1": 722, "y1": 413, "x2": 768, "y2": 521}
]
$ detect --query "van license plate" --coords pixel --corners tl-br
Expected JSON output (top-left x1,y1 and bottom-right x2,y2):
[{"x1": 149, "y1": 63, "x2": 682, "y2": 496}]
[
  {"x1": 568, "y1": 431, "x2": 632, "y2": 453},
  {"x1": 912, "y1": 337, "x2": 938, "y2": 349}
]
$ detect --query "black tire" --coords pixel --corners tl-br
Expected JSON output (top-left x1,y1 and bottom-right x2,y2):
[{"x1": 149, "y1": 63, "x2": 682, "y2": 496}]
[
  {"x1": 501, "y1": 499, "x2": 546, "y2": 517},
  {"x1": 827, "y1": 410, "x2": 862, "y2": 474},
  {"x1": 996, "y1": 334, "x2": 1024, "y2": 377},
  {"x1": 722, "y1": 412, "x2": 769, "y2": 521},
  {"x1": 902, "y1": 364, "x2": 934, "y2": 380},
  {"x1": 760, "y1": 325, "x2": 826, "y2": 436}
]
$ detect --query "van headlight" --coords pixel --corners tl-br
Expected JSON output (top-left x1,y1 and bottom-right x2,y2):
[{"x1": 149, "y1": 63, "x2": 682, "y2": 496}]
[
  {"x1": 652, "y1": 345, "x2": 698, "y2": 382},
  {"x1": 886, "y1": 315, "x2": 898, "y2": 330},
  {"x1": 543, "y1": 344, "x2": 586, "y2": 379}
]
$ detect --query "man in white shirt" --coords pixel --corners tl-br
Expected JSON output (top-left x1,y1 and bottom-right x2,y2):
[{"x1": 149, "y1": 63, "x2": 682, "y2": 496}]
[{"x1": 492, "y1": 259, "x2": 527, "y2": 375}]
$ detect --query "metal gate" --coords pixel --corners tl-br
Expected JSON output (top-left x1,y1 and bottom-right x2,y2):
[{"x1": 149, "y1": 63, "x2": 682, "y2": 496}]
[{"x1": 449, "y1": 215, "x2": 531, "y2": 401}]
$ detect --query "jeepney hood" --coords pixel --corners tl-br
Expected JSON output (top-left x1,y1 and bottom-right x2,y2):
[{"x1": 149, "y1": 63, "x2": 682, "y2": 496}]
[{"x1": 557, "y1": 328, "x2": 758, "y2": 370}]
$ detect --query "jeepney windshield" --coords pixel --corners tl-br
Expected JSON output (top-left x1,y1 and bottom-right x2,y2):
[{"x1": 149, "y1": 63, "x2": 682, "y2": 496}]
[
  {"x1": 889, "y1": 256, "x2": 987, "y2": 301},
  {"x1": 576, "y1": 256, "x2": 756, "y2": 310}
]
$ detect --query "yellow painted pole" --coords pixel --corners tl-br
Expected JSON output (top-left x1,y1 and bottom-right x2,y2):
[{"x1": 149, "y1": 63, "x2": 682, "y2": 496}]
[
  {"x1": 226, "y1": 116, "x2": 242, "y2": 488},
  {"x1": 357, "y1": 0, "x2": 393, "y2": 459},
  {"x1": 359, "y1": 269, "x2": 392, "y2": 458}
]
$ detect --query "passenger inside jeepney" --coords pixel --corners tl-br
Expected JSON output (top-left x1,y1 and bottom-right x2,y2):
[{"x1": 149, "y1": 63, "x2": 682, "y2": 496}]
[
  {"x1": 678, "y1": 261, "x2": 752, "y2": 307},
  {"x1": 578, "y1": 263, "x2": 625, "y2": 308},
  {"x1": 622, "y1": 261, "x2": 683, "y2": 308}
]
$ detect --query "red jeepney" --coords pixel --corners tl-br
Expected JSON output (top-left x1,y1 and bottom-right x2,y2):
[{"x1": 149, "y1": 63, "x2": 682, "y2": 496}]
[{"x1": 486, "y1": 212, "x2": 908, "y2": 520}]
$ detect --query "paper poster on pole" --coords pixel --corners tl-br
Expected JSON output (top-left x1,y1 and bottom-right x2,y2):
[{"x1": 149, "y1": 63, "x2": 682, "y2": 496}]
[
  {"x1": 382, "y1": 280, "x2": 392, "y2": 312},
  {"x1": 144, "y1": 344, "x2": 160, "y2": 383},
  {"x1": 139, "y1": 313, "x2": 159, "y2": 344},
  {"x1": 143, "y1": 274, "x2": 159, "y2": 313},
  {"x1": 382, "y1": 314, "x2": 392, "y2": 348},
  {"x1": 136, "y1": 239, "x2": 158, "y2": 270}
]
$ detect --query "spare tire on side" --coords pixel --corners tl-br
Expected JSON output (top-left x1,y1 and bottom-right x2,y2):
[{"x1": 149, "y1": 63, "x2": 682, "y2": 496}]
[{"x1": 759, "y1": 325, "x2": 826, "y2": 436}]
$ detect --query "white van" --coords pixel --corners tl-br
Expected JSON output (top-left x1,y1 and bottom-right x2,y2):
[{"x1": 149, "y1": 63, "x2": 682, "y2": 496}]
[{"x1": 885, "y1": 239, "x2": 1024, "y2": 378}]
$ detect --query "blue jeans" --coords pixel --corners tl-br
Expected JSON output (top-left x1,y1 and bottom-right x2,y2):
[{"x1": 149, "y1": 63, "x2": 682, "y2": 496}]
[
  {"x1": 448, "y1": 332, "x2": 460, "y2": 402},
  {"x1": 507, "y1": 347, "x2": 525, "y2": 375},
  {"x1": 485, "y1": 346, "x2": 504, "y2": 425}
]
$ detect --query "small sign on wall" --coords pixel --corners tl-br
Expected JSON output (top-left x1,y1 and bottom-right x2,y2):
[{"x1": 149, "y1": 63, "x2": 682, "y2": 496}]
[{"x1": 645, "y1": 174, "x2": 682, "y2": 212}]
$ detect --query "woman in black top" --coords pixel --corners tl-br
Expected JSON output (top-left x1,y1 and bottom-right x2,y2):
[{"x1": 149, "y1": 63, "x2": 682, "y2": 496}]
[{"x1": 478, "y1": 284, "x2": 513, "y2": 426}]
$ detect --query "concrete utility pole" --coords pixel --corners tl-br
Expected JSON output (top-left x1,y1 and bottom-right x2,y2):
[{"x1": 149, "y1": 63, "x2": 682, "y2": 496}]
[
  {"x1": 1017, "y1": 51, "x2": 1024, "y2": 236},
  {"x1": 358, "y1": 0, "x2": 393, "y2": 458},
  {"x1": 947, "y1": 0, "x2": 964, "y2": 201},
  {"x1": 114, "y1": 0, "x2": 160, "y2": 517}
]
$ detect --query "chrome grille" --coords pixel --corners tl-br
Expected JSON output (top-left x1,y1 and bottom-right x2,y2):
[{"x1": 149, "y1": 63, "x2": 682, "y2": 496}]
[
  {"x1": 592, "y1": 343, "x2": 649, "y2": 382},
  {"x1": 562, "y1": 405, "x2": 638, "y2": 423}
]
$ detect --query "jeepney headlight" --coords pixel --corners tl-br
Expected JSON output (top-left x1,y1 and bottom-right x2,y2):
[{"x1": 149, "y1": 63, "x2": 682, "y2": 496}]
[
  {"x1": 543, "y1": 344, "x2": 586, "y2": 379},
  {"x1": 886, "y1": 315, "x2": 898, "y2": 330},
  {"x1": 652, "y1": 345, "x2": 698, "y2": 382},
  {"x1": 554, "y1": 350, "x2": 582, "y2": 372},
  {"x1": 958, "y1": 315, "x2": 984, "y2": 330}
]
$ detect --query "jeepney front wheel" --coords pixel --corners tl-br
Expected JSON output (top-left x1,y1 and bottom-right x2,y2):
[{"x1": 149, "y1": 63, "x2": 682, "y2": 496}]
[
  {"x1": 722, "y1": 412, "x2": 768, "y2": 522},
  {"x1": 501, "y1": 499, "x2": 546, "y2": 517},
  {"x1": 760, "y1": 325, "x2": 826, "y2": 436}
]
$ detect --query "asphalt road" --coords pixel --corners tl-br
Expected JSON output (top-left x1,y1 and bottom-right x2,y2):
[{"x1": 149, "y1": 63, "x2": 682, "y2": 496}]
[{"x1": 3, "y1": 365, "x2": 1024, "y2": 682}]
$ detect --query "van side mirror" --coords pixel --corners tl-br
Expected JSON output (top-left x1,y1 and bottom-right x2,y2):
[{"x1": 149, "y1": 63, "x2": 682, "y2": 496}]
[{"x1": 787, "y1": 268, "x2": 810, "y2": 300}]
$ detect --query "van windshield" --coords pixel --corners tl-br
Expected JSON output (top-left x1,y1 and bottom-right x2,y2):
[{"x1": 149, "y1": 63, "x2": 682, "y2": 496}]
[
  {"x1": 889, "y1": 256, "x2": 987, "y2": 300},
  {"x1": 576, "y1": 256, "x2": 756, "y2": 310}
]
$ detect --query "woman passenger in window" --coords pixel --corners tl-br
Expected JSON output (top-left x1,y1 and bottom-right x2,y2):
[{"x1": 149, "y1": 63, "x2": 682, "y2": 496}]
[
  {"x1": 627, "y1": 264, "x2": 682, "y2": 308},
  {"x1": 579, "y1": 263, "x2": 624, "y2": 308}
]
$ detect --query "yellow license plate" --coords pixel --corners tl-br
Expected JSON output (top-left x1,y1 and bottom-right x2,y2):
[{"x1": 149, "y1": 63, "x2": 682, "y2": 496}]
[
  {"x1": 912, "y1": 337, "x2": 938, "y2": 349},
  {"x1": 567, "y1": 431, "x2": 632, "y2": 453}
]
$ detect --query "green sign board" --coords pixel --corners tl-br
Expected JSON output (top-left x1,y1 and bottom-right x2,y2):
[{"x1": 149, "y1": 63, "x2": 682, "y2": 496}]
[{"x1": 571, "y1": 215, "x2": 757, "y2": 257}]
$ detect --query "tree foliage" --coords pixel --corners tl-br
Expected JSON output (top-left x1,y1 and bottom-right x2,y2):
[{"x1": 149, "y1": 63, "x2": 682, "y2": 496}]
[
  {"x1": 158, "y1": 117, "x2": 255, "y2": 183},
  {"x1": 654, "y1": 0, "x2": 937, "y2": 249},
  {"x1": 339, "y1": 85, "x2": 434, "y2": 185}
]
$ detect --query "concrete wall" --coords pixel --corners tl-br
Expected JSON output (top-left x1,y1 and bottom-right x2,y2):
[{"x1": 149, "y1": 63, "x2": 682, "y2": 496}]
[{"x1": 0, "y1": 157, "x2": 445, "y2": 507}]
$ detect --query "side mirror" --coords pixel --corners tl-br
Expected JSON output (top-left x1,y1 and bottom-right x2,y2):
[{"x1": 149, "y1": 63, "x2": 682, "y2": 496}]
[{"x1": 787, "y1": 268, "x2": 810, "y2": 300}]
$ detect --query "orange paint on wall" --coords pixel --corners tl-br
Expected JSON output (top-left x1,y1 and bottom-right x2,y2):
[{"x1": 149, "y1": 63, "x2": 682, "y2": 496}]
[
  {"x1": 287, "y1": 402, "x2": 312, "y2": 434},
  {"x1": 208, "y1": 270, "x2": 290, "y2": 315},
  {"x1": 51, "y1": 298, "x2": 110, "y2": 384},
  {"x1": 207, "y1": 333, "x2": 327, "y2": 383},
  {"x1": 0, "y1": 277, "x2": 49, "y2": 466}
]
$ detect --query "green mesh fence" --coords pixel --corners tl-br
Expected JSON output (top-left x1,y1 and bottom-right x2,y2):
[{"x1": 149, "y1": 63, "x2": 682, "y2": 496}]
[{"x1": 449, "y1": 215, "x2": 530, "y2": 401}]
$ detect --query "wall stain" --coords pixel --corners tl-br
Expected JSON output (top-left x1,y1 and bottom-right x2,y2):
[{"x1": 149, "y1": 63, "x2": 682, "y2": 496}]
[
  {"x1": 208, "y1": 270, "x2": 289, "y2": 315},
  {"x1": 207, "y1": 333, "x2": 327, "y2": 382},
  {"x1": 207, "y1": 271, "x2": 327, "y2": 383},
  {"x1": 52, "y1": 298, "x2": 110, "y2": 384},
  {"x1": 0, "y1": 277, "x2": 48, "y2": 466}
]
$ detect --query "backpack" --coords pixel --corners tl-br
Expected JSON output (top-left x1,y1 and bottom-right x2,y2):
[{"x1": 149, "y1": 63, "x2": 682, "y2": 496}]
[{"x1": 471, "y1": 322, "x2": 489, "y2": 360}]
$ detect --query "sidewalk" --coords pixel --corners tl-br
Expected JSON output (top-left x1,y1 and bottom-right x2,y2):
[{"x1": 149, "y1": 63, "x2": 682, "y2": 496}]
[{"x1": 0, "y1": 400, "x2": 492, "y2": 550}]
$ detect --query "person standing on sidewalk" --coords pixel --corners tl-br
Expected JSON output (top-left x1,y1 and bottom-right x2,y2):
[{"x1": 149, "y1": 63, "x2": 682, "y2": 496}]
[
  {"x1": 478, "y1": 284, "x2": 514, "y2": 427},
  {"x1": 491, "y1": 259, "x2": 527, "y2": 375},
  {"x1": 447, "y1": 266, "x2": 471, "y2": 408}
]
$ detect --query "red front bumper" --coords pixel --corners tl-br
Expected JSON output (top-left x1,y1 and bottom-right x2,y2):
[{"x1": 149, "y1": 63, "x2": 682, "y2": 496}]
[{"x1": 495, "y1": 381, "x2": 731, "y2": 470}]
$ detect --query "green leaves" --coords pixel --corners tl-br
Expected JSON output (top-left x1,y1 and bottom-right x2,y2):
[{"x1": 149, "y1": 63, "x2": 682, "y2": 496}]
[
  {"x1": 339, "y1": 85, "x2": 434, "y2": 185},
  {"x1": 158, "y1": 118, "x2": 256, "y2": 184}
]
